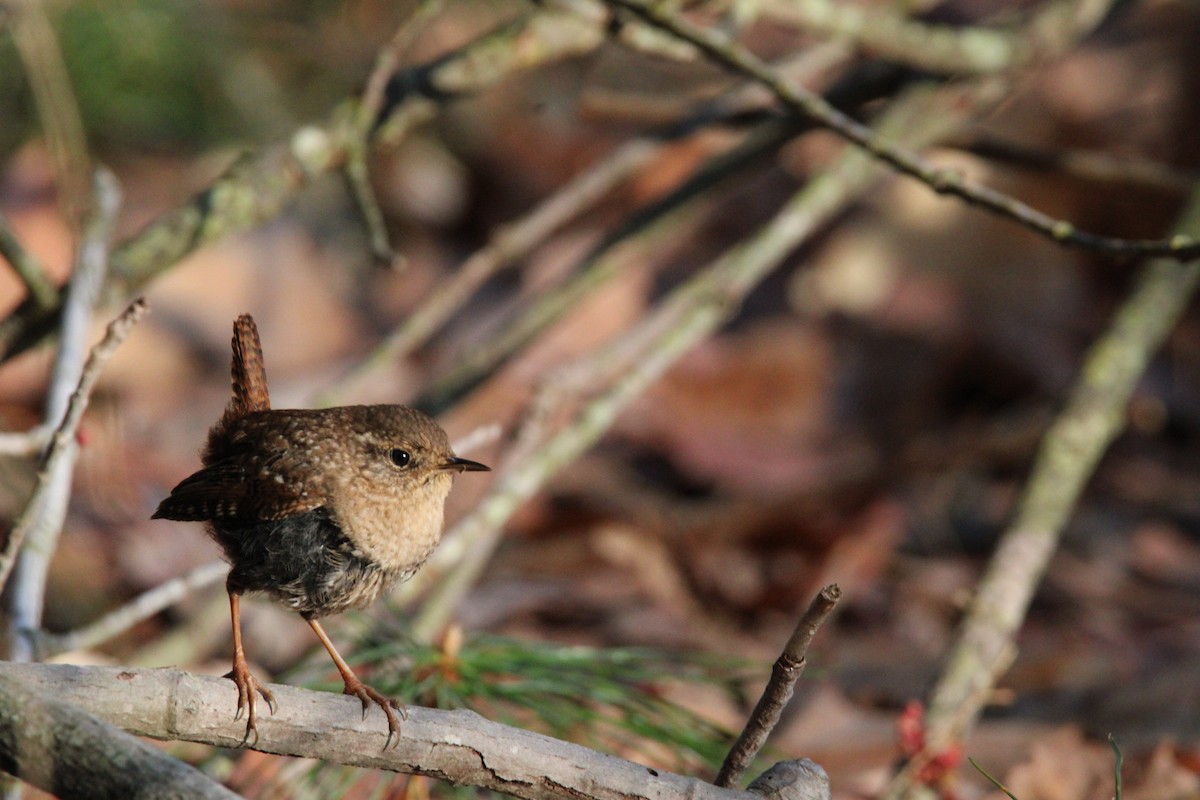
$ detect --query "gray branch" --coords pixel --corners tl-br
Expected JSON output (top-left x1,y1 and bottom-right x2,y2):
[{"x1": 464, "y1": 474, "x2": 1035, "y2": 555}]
[
  {"x1": 0, "y1": 671, "x2": 237, "y2": 800},
  {"x1": 0, "y1": 663, "x2": 829, "y2": 800}
]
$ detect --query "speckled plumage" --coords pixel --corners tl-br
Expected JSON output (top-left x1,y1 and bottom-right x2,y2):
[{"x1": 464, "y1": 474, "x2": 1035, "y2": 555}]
[
  {"x1": 152, "y1": 314, "x2": 488, "y2": 746},
  {"x1": 156, "y1": 404, "x2": 460, "y2": 610}
]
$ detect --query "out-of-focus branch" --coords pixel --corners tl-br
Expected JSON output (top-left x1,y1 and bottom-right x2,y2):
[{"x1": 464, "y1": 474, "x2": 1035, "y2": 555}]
[
  {"x1": 0, "y1": 663, "x2": 830, "y2": 800},
  {"x1": 345, "y1": 0, "x2": 447, "y2": 263},
  {"x1": 0, "y1": 670, "x2": 237, "y2": 800},
  {"x1": 416, "y1": 114, "x2": 803, "y2": 413},
  {"x1": 0, "y1": 292, "x2": 145, "y2": 642},
  {"x1": 605, "y1": 0, "x2": 1198, "y2": 261},
  {"x1": 407, "y1": 79, "x2": 992, "y2": 641},
  {"x1": 38, "y1": 560, "x2": 228, "y2": 659},
  {"x1": 0, "y1": 212, "x2": 58, "y2": 311},
  {"x1": 4, "y1": 171, "x2": 122, "y2": 664},
  {"x1": 756, "y1": 0, "x2": 1112, "y2": 76},
  {"x1": 327, "y1": 44, "x2": 849, "y2": 408},
  {"x1": 7, "y1": 0, "x2": 91, "y2": 225},
  {"x1": 882, "y1": 188, "x2": 1200, "y2": 799},
  {"x1": 0, "y1": 6, "x2": 609, "y2": 363},
  {"x1": 955, "y1": 136, "x2": 1197, "y2": 193}
]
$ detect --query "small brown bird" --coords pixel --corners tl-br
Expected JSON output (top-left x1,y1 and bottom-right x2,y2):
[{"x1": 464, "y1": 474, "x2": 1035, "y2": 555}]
[{"x1": 153, "y1": 314, "x2": 488, "y2": 745}]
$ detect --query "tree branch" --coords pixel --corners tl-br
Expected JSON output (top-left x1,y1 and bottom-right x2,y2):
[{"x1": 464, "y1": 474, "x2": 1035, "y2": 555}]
[
  {"x1": 882, "y1": 187, "x2": 1200, "y2": 799},
  {"x1": 0, "y1": 663, "x2": 829, "y2": 800},
  {"x1": 604, "y1": 0, "x2": 1198, "y2": 261},
  {"x1": 38, "y1": 560, "x2": 228, "y2": 659},
  {"x1": 4, "y1": 171, "x2": 124, "y2": 664},
  {"x1": 0, "y1": 5, "x2": 609, "y2": 363},
  {"x1": 0, "y1": 297, "x2": 147, "y2": 605},
  {"x1": 0, "y1": 211, "x2": 58, "y2": 311},
  {"x1": 0, "y1": 671, "x2": 237, "y2": 800},
  {"x1": 715, "y1": 585, "x2": 841, "y2": 788}
]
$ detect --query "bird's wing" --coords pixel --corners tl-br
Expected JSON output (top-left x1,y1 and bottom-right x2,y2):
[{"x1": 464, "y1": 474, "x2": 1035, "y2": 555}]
[{"x1": 152, "y1": 450, "x2": 322, "y2": 522}]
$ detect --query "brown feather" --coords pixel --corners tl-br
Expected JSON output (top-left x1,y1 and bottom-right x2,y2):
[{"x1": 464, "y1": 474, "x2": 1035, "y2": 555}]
[{"x1": 225, "y1": 314, "x2": 270, "y2": 423}]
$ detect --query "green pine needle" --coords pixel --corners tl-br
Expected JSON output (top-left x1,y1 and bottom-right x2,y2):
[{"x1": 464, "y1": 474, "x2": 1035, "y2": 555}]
[
  {"x1": 291, "y1": 630, "x2": 751, "y2": 774},
  {"x1": 968, "y1": 757, "x2": 1021, "y2": 800}
]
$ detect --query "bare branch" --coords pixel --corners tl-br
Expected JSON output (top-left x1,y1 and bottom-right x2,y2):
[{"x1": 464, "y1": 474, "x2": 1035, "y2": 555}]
[
  {"x1": 4, "y1": 170, "x2": 124, "y2": 663},
  {"x1": 39, "y1": 560, "x2": 228, "y2": 659},
  {"x1": 715, "y1": 585, "x2": 841, "y2": 789},
  {"x1": 881, "y1": 189, "x2": 1200, "y2": 799},
  {"x1": 603, "y1": 0, "x2": 1198, "y2": 261},
  {"x1": 0, "y1": 671, "x2": 237, "y2": 800},
  {"x1": 0, "y1": 663, "x2": 828, "y2": 800},
  {"x1": 0, "y1": 212, "x2": 58, "y2": 310},
  {"x1": 0, "y1": 297, "x2": 147, "y2": 608}
]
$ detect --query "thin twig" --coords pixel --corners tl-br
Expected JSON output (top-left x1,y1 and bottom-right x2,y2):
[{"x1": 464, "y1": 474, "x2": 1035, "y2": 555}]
[
  {"x1": 604, "y1": 0, "x2": 1198, "y2": 261},
  {"x1": 0, "y1": 428, "x2": 52, "y2": 458},
  {"x1": 322, "y1": 45, "x2": 848, "y2": 407},
  {"x1": 343, "y1": 0, "x2": 447, "y2": 263},
  {"x1": 406, "y1": 81, "x2": 983, "y2": 640},
  {"x1": 882, "y1": 188, "x2": 1200, "y2": 799},
  {"x1": 0, "y1": 6, "x2": 610, "y2": 364},
  {"x1": 715, "y1": 584, "x2": 841, "y2": 788},
  {"x1": 8, "y1": 0, "x2": 91, "y2": 226},
  {"x1": 39, "y1": 560, "x2": 227, "y2": 658},
  {"x1": 4, "y1": 170, "x2": 123, "y2": 664},
  {"x1": 0, "y1": 298, "x2": 146, "y2": 593},
  {"x1": 0, "y1": 212, "x2": 58, "y2": 310},
  {"x1": 0, "y1": 297, "x2": 148, "y2": 633}
]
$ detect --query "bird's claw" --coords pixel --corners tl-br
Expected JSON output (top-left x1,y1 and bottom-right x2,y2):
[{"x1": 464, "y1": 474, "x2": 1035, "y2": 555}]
[
  {"x1": 225, "y1": 663, "x2": 276, "y2": 746},
  {"x1": 343, "y1": 680, "x2": 406, "y2": 749}
]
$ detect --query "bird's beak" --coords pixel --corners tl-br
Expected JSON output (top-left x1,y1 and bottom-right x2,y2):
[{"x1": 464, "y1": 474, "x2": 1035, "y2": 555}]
[{"x1": 440, "y1": 456, "x2": 491, "y2": 473}]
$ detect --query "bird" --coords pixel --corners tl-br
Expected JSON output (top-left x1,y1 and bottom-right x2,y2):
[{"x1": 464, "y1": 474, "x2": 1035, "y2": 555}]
[{"x1": 153, "y1": 314, "x2": 489, "y2": 746}]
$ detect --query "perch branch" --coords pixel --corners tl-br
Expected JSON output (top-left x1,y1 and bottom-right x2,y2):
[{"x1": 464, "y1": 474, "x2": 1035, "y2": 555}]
[{"x1": 0, "y1": 663, "x2": 830, "y2": 800}]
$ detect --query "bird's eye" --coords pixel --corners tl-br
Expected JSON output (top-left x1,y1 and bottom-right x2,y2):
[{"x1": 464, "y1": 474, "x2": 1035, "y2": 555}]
[{"x1": 389, "y1": 449, "x2": 411, "y2": 467}]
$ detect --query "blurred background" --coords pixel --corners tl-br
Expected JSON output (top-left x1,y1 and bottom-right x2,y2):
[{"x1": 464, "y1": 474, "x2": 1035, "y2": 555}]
[{"x1": 1, "y1": 0, "x2": 1199, "y2": 797}]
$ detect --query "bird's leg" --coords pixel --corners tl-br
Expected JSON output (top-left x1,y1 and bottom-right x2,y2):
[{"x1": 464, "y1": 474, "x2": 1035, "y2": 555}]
[
  {"x1": 224, "y1": 590, "x2": 276, "y2": 746},
  {"x1": 306, "y1": 616, "x2": 406, "y2": 748}
]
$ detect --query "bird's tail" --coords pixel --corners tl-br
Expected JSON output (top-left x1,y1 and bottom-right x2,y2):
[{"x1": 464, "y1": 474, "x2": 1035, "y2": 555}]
[{"x1": 225, "y1": 313, "x2": 270, "y2": 420}]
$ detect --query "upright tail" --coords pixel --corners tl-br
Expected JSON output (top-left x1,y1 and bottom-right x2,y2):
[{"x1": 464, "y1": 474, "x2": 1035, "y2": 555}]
[{"x1": 225, "y1": 314, "x2": 270, "y2": 421}]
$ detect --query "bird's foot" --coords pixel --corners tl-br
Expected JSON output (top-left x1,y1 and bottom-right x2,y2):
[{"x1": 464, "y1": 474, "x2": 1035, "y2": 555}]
[
  {"x1": 342, "y1": 676, "x2": 406, "y2": 749},
  {"x1": 225, "y1": 660, "x2": 276, "y2": 747}
]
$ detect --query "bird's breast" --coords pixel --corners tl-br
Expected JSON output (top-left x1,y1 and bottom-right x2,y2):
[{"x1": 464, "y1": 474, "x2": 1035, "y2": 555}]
[{"x1": 331, "y1": 472, "x2": 453, "y2": 574}]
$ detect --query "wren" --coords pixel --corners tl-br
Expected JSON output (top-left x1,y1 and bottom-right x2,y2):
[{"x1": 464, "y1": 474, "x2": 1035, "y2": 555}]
[{"x1": 153, "y1": 314, "x2": 488, "y2": 746}]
